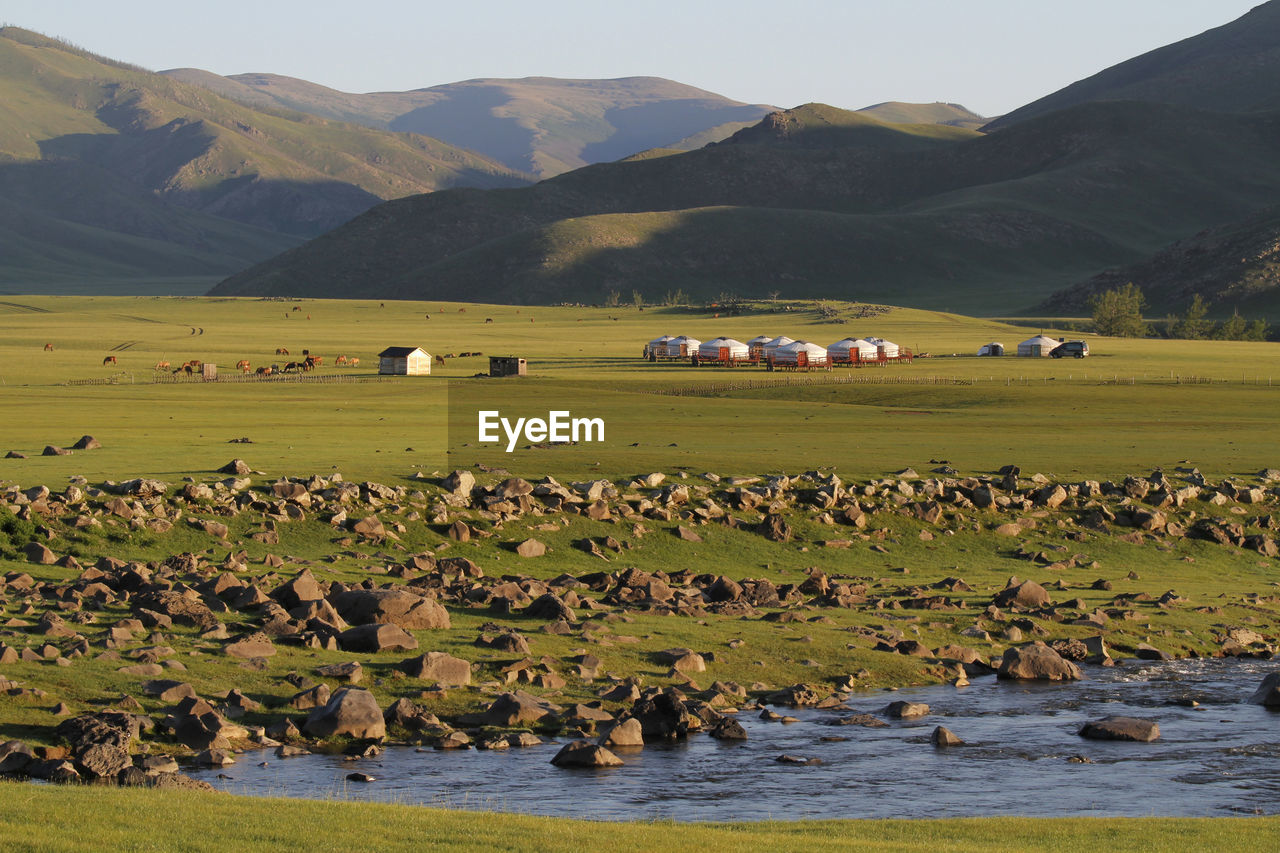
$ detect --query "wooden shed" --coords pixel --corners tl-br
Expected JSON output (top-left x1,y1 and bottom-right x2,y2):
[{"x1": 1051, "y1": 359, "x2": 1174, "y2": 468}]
[
  {"x1": 489, "y1": 356, "x2": 527, "y2": 377},
  {"x1": 378, "y1": 346, "x2": 432, "y2": 375}
]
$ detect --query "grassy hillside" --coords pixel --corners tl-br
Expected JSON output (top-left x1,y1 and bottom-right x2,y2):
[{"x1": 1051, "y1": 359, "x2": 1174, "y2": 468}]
[
  {"x1": 0, "y1": 28, "x2": 529, "y2": 290},
  {"x1": 212, "y1": 101, "x2": 1280, "y2": 315},
  {"x1": 986, "y1": 1, "x2": 1280, "y2": 130},
  {"x1": 162, "y1": 71, "x2": 778, "y2": 178},
  {"x1": 1042, "y1": 206, "x2": 1280, "y2": 317}
]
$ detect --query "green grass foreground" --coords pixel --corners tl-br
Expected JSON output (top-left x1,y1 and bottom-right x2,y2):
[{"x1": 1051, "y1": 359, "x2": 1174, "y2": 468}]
[{"x1": 1, "y1": 785, "x2": 1276, "y2": 852}]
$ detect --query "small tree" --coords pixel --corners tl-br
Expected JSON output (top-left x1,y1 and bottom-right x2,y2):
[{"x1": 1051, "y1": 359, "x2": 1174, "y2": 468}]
[
  {"x1": 1213, "y1": 309, "x2": 1247, "y2": 340},
  {"x1": 1089, "y1": 283, "x2": 1147, "y2": 337},
  {"x1": 631, "y1": 290, "x2": 645, "y2": 310},
  {"x1": 1170, "y1": 294, "x2": 1213, "y2": 339},
  {"x1": 604, "y1": 289, "x2": 621, "y2": 308},
  {"x1": 1244, "y1": 318, "x2": 1271, "y2": 341}
]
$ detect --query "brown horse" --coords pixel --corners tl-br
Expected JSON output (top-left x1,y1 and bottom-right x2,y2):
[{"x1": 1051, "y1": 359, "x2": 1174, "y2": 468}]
[
  {"x1": 43, "y1": 343, "x2": 53, "y2": 351},
  {"x1": 282, "y1": 361, "x2": 300, "y2": 373},
  {"x1": 255, "y1": 366, "x2": 273, "y2": 376},
  {"x1": 154, "y1": 361, "x2": 170, "y2": 371},
  {"x1": 347, "y1": 357, "x2": 359, "y2": 367},
  {"x1": 276, "y1": 347, "x2": 289, "y2": 355},
  {"x1": 102, "y1": 355, "x2": 116, "y2": 366},
  {"x1": 236, "y1": 359, "x2": 250, "y2": 372},
  {"x1": 334, "y1": 355, "x2": 347, "y2": 366}
]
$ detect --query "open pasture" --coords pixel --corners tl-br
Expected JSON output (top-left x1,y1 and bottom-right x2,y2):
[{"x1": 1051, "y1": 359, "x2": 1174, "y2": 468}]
[{"x1": 0, "y1": 295, "x2": 1276, "y2": 485}]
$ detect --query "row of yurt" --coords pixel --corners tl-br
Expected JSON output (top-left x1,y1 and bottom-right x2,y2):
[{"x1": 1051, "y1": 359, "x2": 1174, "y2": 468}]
[
  {"x1": 1016, "y1": 334, "x2": 1059, "y2": 357},
  {"x1": 977, "y1": 342, "x2": 1005, "y2": 357}
]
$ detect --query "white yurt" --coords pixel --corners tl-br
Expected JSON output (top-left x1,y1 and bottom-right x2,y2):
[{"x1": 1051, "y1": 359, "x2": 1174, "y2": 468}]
[
  {"x1": 865, "y1": 336, "x2": 900, "y2": 358},
  {"x1": 698, "y1": 337, "x2": 749, "y2": 362},
  {"x1": 763, "y1": 335, "x2": 795, "y2": 361},
  {"x1": 747, "y1": 335, "x2": 774, "y2": 360},
  {"x1": 1017, "y1": 335, "x2": 1059, "y2": 357},
  {"x1": 667, "y1": 335, "x2": 702, "y2": 358},
  {"x1": 647, "y1": 335, "x2": 674, "y2": 357},
  {"x1": 774, "y1": 340, "x2": 829, "y2": 367},
  {"x1": 828, "y1": 337, "x2": 878, "y2": 362},
  {"x1": 977, "y1": 342, "x2": 1005, "y2": 357}
]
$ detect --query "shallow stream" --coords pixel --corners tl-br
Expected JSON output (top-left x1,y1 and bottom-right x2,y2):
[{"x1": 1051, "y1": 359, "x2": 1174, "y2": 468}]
[{"x1": 191, "y1": 658, "x2": 1279, "y2": 821}]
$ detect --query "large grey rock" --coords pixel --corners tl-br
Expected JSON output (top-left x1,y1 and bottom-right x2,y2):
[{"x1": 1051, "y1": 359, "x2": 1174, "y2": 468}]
[
  {"x1": 303, "y1": 688, "x2": 386, "y2": 739},
  {"x1": 597, "y1": 718, "x2": 644, "y2": 748},
  {"x1": 463, "y1": 691, "x2": 561, "y2": 727},
  {"x1": 997, "y1": 642, "x2": 1083, "y2": 681},
  {"x1": 550, "y1": 740, "x2": 623, "y2": 768},
  {"x1": 1079, "y1": 716, "x2": 1160, "y2": 742},
  {"x1": 333, "y1": 588, "x2": 450, "y2": 630},
  {"x1": 993, "y1": 580, "x2": 1051, "y2": 609},
  {"x1": 1248, "y1": 672, "x2": 1280, "y2": 708},
  {"x1": 336, "y1": 624, "x2": 419, "y2": 654},
  {"x1": 399, "y1": 651, "x2": 471, "y2": 686}
]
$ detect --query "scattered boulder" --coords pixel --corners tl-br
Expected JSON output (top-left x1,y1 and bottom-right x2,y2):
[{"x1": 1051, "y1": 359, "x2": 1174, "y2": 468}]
[
  {"x1": 333, "y1": 589, "x2": 450, "y2": 630},
  {"x1": 303, "y1": 688, "x2": 386, "y2": 740},
  {"x1": 597, "y1": 718, "x2": 644, "y2": 748},
  {"x1": 931, "y1": 726, "x2": 964, "y2": 747},
  {"x1": 997, "y1": 642, "x2": 1083, "y2": 681},
  {"x1": 1079, "y1": 716, "x2": 1160, "y2": 742},
  {"x1": 399, "y1": 652, "x2": 471, "y2": 686},
  {"x1": 551, "y1": 740, "x2": 623, "y2": 768},
  {"x1": 885, "y1": 701, "x2": 930, "y2": 719},
  {"x1": 336, "y1": 624, "x2": 419, "y2": 654},
  {"x1": 1248, "y1": 672, "x2": 1280, "y2": 708}
]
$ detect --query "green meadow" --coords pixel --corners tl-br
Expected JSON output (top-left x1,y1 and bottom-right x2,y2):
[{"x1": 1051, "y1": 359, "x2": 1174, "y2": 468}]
[
  {"x1": 2, "y1": 785, "x2": 1278, "y2": 853},
  {"x1": 0, "y1": 295, "x2": 1276, "y2": 485}
]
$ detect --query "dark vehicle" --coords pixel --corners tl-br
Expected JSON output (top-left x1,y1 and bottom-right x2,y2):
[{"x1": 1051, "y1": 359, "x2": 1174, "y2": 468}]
[{"x1": 1050, "y1": 340, "x2": 1089, "y2": 358}]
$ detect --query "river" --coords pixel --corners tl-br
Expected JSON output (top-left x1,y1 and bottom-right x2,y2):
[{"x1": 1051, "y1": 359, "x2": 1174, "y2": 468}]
[{"x1": 191, "y1": 657, "x2": 1279, "y2": 821}]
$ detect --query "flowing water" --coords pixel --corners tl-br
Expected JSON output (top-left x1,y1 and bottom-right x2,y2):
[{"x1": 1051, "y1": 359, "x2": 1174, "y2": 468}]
[{"x1": 191, "y1": 658, "x2": 1279, "y2": 821}]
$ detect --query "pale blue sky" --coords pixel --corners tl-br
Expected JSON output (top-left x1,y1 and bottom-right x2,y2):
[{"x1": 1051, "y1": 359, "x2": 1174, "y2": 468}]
[{"x1": 2, "y1": 1, "x2": 1262, "y2": 115}]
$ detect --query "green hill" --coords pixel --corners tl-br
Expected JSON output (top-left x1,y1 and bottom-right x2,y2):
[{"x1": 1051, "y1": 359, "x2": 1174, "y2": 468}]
[
  {"x1": 0, "y1": 27, "x2": 529, "y2": 290},
  {"x1": 856, "y1": 101, "x2": 986, "y2": 129},
  {"x1": 1041, "y1": 206, "x2": 1280, "y2": 317},
  {"x1": 986, "y1": 1, "x2": 1280, "y2": 130},
  {"x1": 161, "y1": 71, "x2": 778, "y2": 178},
  {"x1": 211, "y1": 100, "x2": 1280, "y2": 314}
]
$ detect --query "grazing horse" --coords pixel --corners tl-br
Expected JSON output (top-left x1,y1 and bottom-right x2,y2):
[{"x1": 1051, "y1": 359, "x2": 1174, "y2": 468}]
[
  {"x1": 154, "y1": 361, "x2": 170, "y2": 371},
  {"x1": 102, "y1": 355, "x2": 117, "y2": 366},
  {"x1": 308, "y1": 356, "x2": 322, "y2": 367},
  {"x1": 347, "y1": 357, "x2": 359, "y2": 367},
  {"x1": 276, "y1": 347, "x2": 289, "y2": 355},
  {"x1": 485, "y1": 317, "x2": 493, "y2": 324},
  {"x1": 334, "y1": 355, "x2": 347, "y2": 366},
  {"x1": 282, "y1": 361, "x2": 300, "y2": 373},
  {"x1": 236, "y1": 359, "x2": 250, "y2": 372},
  {"x1": 434, "y1": 354, "x2": 446, "y2": 366},
  {"x1": 292, "y1": 306, "x2": 301, "y2": 311},
  {"x1": 43, "y1": 343, "x2": 53, "y2": 351},
  {"x1": 255, "y1": 366, "x2": 273, "y2": 376}
]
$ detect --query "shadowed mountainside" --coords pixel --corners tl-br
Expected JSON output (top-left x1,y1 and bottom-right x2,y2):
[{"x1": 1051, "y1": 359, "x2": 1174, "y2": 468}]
[
  {"x1": 986, "y1": 1, "x2": 1280, "y2": 130},
  {"x1": 1041, "y1": 206, "x2": 1280, "y2": 317}
]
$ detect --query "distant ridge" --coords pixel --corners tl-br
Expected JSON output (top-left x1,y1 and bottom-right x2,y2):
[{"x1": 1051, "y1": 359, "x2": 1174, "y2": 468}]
[
  {"x1": 0, "y1": 26, "x2": 528, "y2": 289},
  {"x1": 161, "y1": 72, "x2": 778, "y2": 178}
]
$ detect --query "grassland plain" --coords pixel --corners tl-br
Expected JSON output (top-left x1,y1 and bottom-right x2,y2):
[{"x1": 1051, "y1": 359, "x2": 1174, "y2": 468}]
[
  {"x1": 0, "y1": 295, "x2": 1278, "y2": 847},
  {"x1": 1, "y1": 295, "x2": 1277, "y2": 483}
]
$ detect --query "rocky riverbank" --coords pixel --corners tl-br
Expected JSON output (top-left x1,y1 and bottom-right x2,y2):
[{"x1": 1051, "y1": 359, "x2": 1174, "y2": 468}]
[{"x1": 0, "y1": 461, "x2": 1277, "y2": 787}]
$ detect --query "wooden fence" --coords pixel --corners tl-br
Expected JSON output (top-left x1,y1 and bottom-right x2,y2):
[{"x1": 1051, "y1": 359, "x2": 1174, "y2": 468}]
[{"x1": 149, "y1": 372, "x2": 392, "y2": 385}]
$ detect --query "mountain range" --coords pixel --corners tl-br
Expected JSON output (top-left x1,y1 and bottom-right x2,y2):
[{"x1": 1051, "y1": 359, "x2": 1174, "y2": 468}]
[{"x1": 10, "y1": 2, "x2": 1280, "y2": 315}]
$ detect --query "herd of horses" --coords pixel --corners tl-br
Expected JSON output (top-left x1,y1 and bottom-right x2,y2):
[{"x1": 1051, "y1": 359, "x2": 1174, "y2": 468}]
[{"x1": 63, "y1": 348, "x2": 361, "y2": 375}]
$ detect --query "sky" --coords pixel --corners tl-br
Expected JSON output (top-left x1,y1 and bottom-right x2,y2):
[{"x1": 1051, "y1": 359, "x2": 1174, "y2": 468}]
[{"x1": 0, "y1": 0, "x2": 1263, "y2": 116}]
